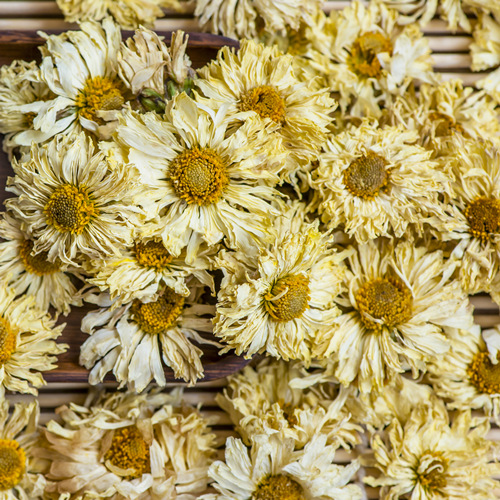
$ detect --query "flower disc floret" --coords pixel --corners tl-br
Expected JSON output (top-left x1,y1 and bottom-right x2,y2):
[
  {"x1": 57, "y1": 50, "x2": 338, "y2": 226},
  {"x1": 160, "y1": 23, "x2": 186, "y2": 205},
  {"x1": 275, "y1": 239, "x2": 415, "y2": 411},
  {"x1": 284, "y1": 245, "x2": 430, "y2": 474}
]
[
  {"x1": 134, "y1": 240, "x2": 173, "y2": 270},
  {"x1": 240, "y1": 85, "x2": 286, "y2": 124},
  {"x1": 264, "y1": 275, "x2": 311, "y2": 322},
  {"x1": 343, "y1": 152, "x2": 389, "y2": 199},
  {"x1": 347, "y1": 31, "x2": 393, "y2": 79},
  {"x1": 0, "y1": 439, "x2": 26, "y2": 491},
  {"x1": 104, "y1": 426, "x2": 150, "y2": 479},
  {"x1": 467, "y1": 351, "x2": 500, "y2": 395},
  {"x1": 75, "y1": 76, "x2": 124, "y2": 123},
  {"x1": 355, "y1": 277, "x2": 413, "y2": 332},
  {"x1": 130, "y1": 289, "x2": 185, "y2": 334},
  {"x1": 0, "y1": 317, "x2": 16, "y2": 366},
  {"x1": 253, "y1": 474, "x2": 305, "y2": 500},
  {"x1": 18, "y1": 239, "x2": 61, "y2": 276},
  {"x1": 44, "y1": 184, "x2": 97, "y2": 234},
  {"x1": 416, "y1": 451, "x2": 448, "y2": 493},
  {"x1": 465, "y1": 197, "x2": 500, "y2": 241},
  {"x1": 169, "y1": 146, "x2": 229, "y2": 205}
]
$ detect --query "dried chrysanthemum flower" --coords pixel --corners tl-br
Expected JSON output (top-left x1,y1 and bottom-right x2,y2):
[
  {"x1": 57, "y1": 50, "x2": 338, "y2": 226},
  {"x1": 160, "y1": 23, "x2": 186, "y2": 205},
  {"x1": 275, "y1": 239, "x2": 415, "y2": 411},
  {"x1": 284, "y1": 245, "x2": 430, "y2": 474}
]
[
  {"x1": 201, "y1": 432, "x2": 362, "y2": 500},
  {"x1": 113, "y1": 93, "x2": 284, "y2": 261},
  {"x1": 312, "y1": 238, "x2": 474, "y2": 394},
  {"x1": 214, "y1": 202, "x2": 349, "y2": 363},
  {"x1": 427, "y1": 324, "x2": 500, "y2": 423},
  {"x1": 56, "y1": 0, "x2": 184, "y2": 29},
  {"x1": 0, "y1": 399, "x2": 46, "y2": 499},
  {"x1": 433, "y1": 137, "x2": 500, "y2": 298},
  {"x1": 13, "y1": 18, "x2": 126, "y2": 146},
  {"x1": 0, "y1": 60, "x2": 52, "y2": 158},
  {"x1": 217, "y1": 358, "x2": 360, "y2": 450},
  {"x1": 87, "y1": 230, "x2": 214, "y2": 305},
  {"x1": 80, "y1": 283, "x2": 216, "y2": 389},
  {"x1": 0, "y1": 282, "x2": 66, "y2": 395},
  {"x1": 118, "y1": 28, "x2": 196, "y2": 108},
  {"x1": 386, "y1": 80, "x2": 500, "y2": 153},
  {"x1": 310, "y1": 121, "x2": 450, "y2": 243},
  {"x1": 6, "y1": 133, "x2": 142, "y2": 267},
  {"x1": 39, "y1": 387, "x2": 217, "y2": 499},
  {"x1": 364, "y1": 401, "x2": 500, "y2": 499},
  {"x1": 195, "y1": 39, "x2": 335, "y2": 181},
  {"x1": 301, "y1": 1, "x2": 435, "y2": 116},
  {"x1": 0, "y1": 212, "x2": 82, "y2": 315}
]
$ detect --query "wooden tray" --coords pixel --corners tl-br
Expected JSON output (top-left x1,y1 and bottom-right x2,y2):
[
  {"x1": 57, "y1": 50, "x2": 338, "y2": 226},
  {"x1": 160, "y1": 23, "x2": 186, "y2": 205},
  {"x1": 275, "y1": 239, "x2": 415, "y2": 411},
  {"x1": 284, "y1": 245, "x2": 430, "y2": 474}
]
[{"x1": 0, "y1": 31, "x2": 249, "y2": 383}]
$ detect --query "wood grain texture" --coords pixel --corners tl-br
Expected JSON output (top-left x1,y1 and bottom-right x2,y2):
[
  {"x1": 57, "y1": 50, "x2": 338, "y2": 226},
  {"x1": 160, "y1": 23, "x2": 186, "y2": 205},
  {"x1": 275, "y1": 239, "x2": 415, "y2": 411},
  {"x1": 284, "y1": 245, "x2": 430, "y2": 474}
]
[{"x1": 0, "y1": 31, "x2": 249, "y2": 384}]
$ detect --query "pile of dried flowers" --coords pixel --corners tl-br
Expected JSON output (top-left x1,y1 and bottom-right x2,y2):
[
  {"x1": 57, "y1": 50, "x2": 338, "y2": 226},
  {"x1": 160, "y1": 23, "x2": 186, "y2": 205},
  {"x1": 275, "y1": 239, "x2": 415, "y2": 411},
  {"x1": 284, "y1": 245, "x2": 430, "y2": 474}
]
[{"x1": 2, "y1": 0, "x2": 500, "y2": 497}]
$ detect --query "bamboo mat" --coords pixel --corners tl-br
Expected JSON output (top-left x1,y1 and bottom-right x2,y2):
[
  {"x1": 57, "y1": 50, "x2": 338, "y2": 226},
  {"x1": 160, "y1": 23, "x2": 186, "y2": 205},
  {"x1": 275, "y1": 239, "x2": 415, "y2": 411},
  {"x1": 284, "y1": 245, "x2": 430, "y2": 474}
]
[{"x1": 1, "y1": 0, "x2": 500, "y2": 497}]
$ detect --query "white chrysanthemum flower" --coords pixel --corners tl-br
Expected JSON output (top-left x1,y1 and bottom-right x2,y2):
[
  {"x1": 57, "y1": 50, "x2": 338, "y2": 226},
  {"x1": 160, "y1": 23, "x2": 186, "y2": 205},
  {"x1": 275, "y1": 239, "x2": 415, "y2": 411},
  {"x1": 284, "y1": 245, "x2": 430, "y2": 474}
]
[
  {"x1": 0, "y1": 60, "x2": 52, "y2": 157},
  {"x1": 432, "y1": 137, "x2": 500, "y2": 297},
  {"x1": 310, "y1": 121, "x2": 450, "y2": 243},
  {"x1": 217, "y1": 358, "x2": 360, "y2": 450},
  {"x1": 312, "y1": 238, "x2": 474, "y2": 394},
  {"x1": 302, "y1": 1, "x2": 435, "y2": 116},
  {"x1": 6, "y1": 133, "x2": 142, "y2": 267},
  {"x1": 13, "y1": 18, "x2": 125, "y2": 146},
  {"x1": 364, "y1": 402, "x2": 500, "y2": 499},
  {"x1": 0, "y1": 212, "x2": 82, "y2": 315},
  {"x1": 372, "y1": 0, "x2": 438, "y2": 27},
  {"x1": 0, "y1": 399, "x2": 46, "y2": 499},
  {"x1": 87, "y1": 231, "x2": 214, "y2": 305},
  {"x1": 56, "y1": 0, "x2": 183, "y2": 29},
  {"x1": 39, "y1": 387, "x2": 217, "y2": 500},
  {"x1": 194, "y1": 0, "x2": 322, "y2": 40},
  {"x1": 386, "y1": 79, "x2": 500, "y2": 152},
  {"x1": 113, "y1": 93, "x2": 284, "y2": 261},
  {"x1": 427, "y1": 324, "x2": 500, "y2": 423},
  {"x1": 195, "y1": 39, "x2": 336, "y2": 180},
  {"x1": 202, "y1": 433, "x2": 362, "y2": 500},
  {"x1": 118, "y1": 29, "x2": 196, "y2": 102},
  {"x1": 214, "y1": 202, "x2": 349, "y2": 363},
  {"x1": 80, "y1": 284, "x2": 216, "y2": 389},
  {"x1": 0, "y1": 283, "x2": 66, "y2": 395}
]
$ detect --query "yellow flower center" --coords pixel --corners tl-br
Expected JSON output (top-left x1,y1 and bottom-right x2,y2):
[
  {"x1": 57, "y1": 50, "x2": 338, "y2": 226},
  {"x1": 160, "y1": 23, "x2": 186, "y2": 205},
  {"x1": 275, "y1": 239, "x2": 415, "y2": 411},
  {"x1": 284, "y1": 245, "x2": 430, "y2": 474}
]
[
  {"x1": 416, "y1": 451, "x2": 448, "y2": 493},
  {"x1": 169, "y1": 147, "x2": 229, "y2": 205},
  {"x1": 130, "y1": 289, "x2": 185, "y2": 334},
  {"x1": 134, "y1": 240, "x2": 173, "y2": 270},
  {"x1": 0, "y1": 440, "x2": 25, "y2": 491},
  {"x1": 75, "y1": 76, "x2": 124, "y2": 123},
  {"x1": 428, "y1": 112, "x2": 464, "y2": 137},
  {"x1": 18, "y1": 239, "x2": 61, "y2": 276},
  {"x1": 467, "y1": 351, "x2": 500, "y2": 394},
  {"x1": 465, "y1": 197, "x2": 500, "y2": 241},
  {"x1": 44, "y1": 184, "x2": 97, "y2": 235},
  {"x1": 253, "y1": 474, "x2": 305, "y2": 500},
  {"x1": 348, "y1": 31, "x2": 393, "y2": 78},
  {"x1": 0, "y1": 317, "x2": 16, "y2": 366},
  {"x1": 264, "y1": 275, "x2": 310, "y2": 322},
  {"x1": 356, "y1": 277, "x2": 413, "y2": 332},
  {"x1": 280, "y1": 402, "x2": 298, "y2": 427},
  {"x1": 240, "y1": 85, "x2": 286, "y2": 124},
  {"x1": 104, "y1": 426, "x2": 150, "y2": 479},
  {"x1": 343, "y1": 152, "x2": 389, "y2": 199}
]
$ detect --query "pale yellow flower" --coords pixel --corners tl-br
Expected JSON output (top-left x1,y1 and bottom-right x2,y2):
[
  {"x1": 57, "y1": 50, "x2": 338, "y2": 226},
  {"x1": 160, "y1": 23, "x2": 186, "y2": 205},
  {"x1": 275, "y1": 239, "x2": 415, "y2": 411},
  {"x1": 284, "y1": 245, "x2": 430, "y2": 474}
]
[
  {"x1": 113, "y1": 93, "x2": 284, "y2": 261},
  {"x1": 0, "y1": 283, "x2": 67, "y2": 395},
  {"x1": 80, "y1": 284, "x2": 216, "y2": 390},
  {"x1": 214, "y1": 202, "x2": 349, "y2": 363},
  {"x1": 310, "y1": 121, "x2": 450, "y2": 243},
  {"x1": 0, "y1": 399, "x2": 46, "y2": 499},
  {"x1": 201, "y1": 433, "x2": 363, "y2": 500},
  {"x1": 195, "y1": 39, "x2": 336, "y2": 181},
  {"x1": 40, "y1": 387, "x2": 217, "y2": 499},
  {"x1": 217, "y1": 358, "x2": 360, "y2": 450},
  {"x1": 6, "y1": 133, "x2": 143, "y2": 267},
  {"x1": 365, "y1": 401, "x2": 500, "y2": 499},
  {"x1": 0, "y1": 212, "x2": 82, "y2": 315},
  {"x1": 312, "y1": 238, "x2": 474, "y2": 394}
]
